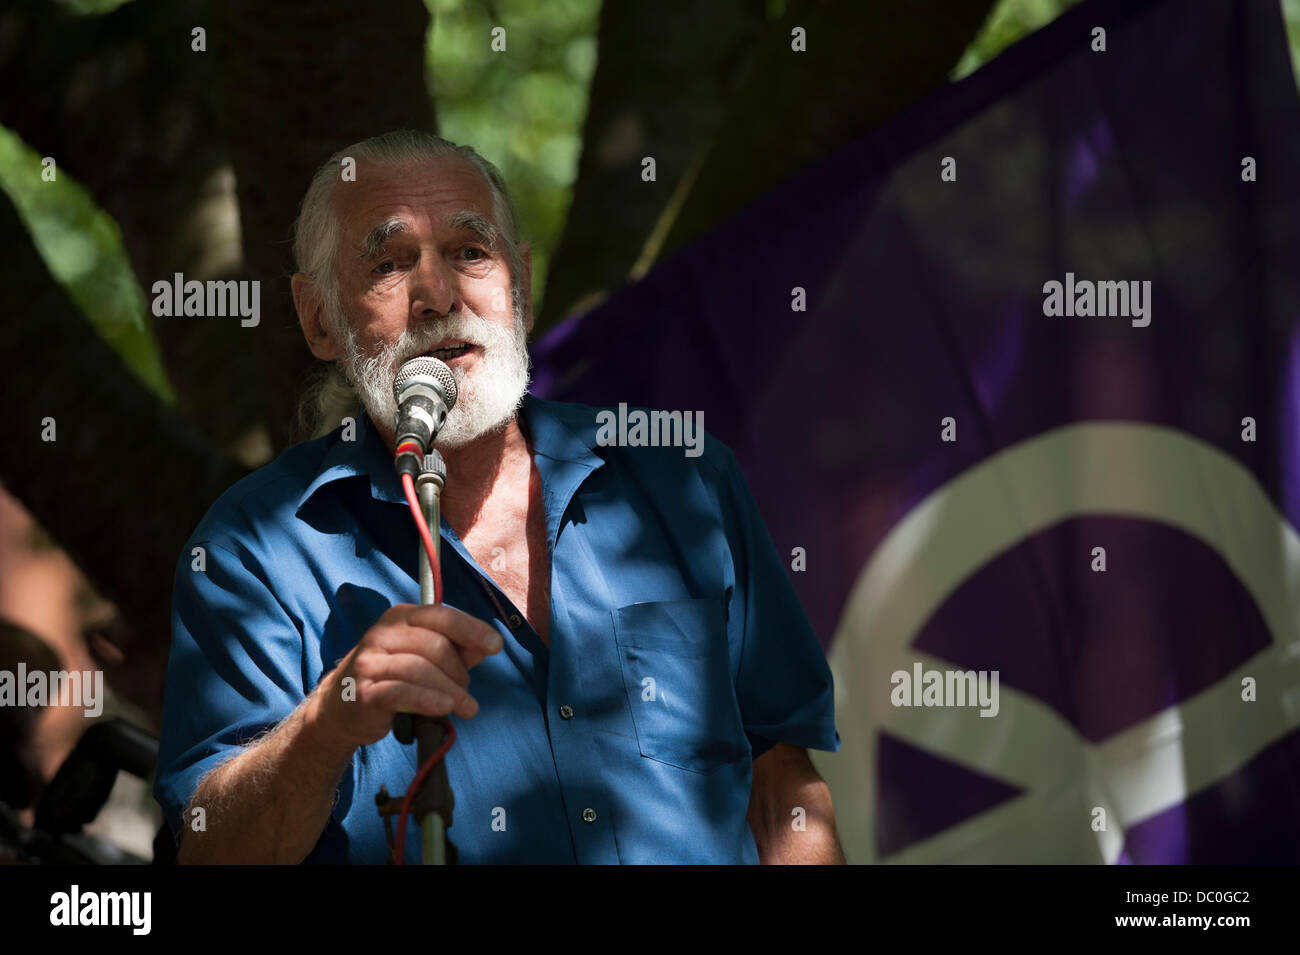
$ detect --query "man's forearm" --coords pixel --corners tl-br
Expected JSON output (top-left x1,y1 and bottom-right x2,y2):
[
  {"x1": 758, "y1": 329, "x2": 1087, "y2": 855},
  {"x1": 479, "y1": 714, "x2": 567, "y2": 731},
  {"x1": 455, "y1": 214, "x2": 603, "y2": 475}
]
[
  {"x1": 747, "y1": 743, "x2": 846, "y2": 864},
  {"x1": 176, "y1": 688, "x2": 355, "y2": 864},
  {"x1": 752, "y1": 779, "x2": 846, "y2": 864}
]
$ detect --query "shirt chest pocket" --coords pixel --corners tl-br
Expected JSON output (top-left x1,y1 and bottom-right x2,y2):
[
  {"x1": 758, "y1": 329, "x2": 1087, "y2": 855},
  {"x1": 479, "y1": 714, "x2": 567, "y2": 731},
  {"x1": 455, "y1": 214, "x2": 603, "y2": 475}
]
[{"x1": 612, "y1": 597, "x2": 750, "y2": 775}]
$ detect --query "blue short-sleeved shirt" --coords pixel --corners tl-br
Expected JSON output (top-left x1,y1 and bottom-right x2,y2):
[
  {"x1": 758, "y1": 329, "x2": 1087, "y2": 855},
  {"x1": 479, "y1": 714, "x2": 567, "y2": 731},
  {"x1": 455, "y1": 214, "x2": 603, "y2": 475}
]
[{"x1": 154, "y1": 393, "x2": 839, "y2": 864}]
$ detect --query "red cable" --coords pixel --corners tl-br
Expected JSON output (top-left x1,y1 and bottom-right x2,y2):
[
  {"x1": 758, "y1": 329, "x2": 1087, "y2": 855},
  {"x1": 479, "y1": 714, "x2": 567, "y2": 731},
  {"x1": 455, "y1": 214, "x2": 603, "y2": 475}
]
[
  {"x1": 400, "y1": 469, "x2": 442, "y2": 605},
  {"x1": 393, "y1": 461, "x2": 452, "y2": 864},
  {"x1": 394, "y1": 720, "x2": 456, "y2": 866}
]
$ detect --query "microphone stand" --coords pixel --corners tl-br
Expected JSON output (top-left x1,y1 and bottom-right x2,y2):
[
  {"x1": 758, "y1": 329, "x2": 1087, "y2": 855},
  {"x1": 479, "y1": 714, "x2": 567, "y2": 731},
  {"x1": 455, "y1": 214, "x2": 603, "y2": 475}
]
[{"x1": 387, "y1": 451, "x2": 456, "y2": 865}]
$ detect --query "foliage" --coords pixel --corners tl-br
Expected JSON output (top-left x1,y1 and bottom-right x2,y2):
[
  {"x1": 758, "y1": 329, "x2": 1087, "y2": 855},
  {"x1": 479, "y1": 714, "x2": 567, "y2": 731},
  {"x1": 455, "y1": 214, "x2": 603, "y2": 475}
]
[
  {"x1": 8, "y1": 0, "x2": 1300, "y2": 400},
  {"x1": 0, "y1": 126, "x2": 174, "y2": 402},
  {"x1": 953, "y1": 0, "x2": 1083, "y2": 80},
  {"x1": 426, "y1": 0, "x2": 600, "y2": 315}
]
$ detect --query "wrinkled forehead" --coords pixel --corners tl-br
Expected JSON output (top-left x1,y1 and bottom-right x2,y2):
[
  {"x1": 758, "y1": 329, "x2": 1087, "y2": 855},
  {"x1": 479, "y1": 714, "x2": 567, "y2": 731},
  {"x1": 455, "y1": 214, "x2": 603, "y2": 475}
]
[{"x1": 332, "y1": 155, "x2": 496, "y2": 245}]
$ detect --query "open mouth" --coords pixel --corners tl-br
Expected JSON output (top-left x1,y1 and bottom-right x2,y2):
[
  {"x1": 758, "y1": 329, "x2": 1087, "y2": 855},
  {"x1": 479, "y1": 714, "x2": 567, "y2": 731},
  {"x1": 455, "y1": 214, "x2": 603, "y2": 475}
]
[{"x1": 422, "y1": 342, "x2": 478, "y2": 362}]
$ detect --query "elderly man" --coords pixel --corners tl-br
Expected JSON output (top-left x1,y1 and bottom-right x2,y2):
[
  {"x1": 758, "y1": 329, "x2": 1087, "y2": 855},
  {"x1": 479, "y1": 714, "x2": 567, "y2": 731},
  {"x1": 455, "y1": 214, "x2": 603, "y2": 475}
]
[{"x1": 154, "y1": 130, "x2": 843, "y2": 864}]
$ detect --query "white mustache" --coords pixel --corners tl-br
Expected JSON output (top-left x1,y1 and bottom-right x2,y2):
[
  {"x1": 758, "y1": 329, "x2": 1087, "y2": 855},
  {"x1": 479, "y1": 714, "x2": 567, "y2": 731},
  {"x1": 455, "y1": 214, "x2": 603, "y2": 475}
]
[{"x1": 393, "y1": 321, "x2": 492, "y2": 367}]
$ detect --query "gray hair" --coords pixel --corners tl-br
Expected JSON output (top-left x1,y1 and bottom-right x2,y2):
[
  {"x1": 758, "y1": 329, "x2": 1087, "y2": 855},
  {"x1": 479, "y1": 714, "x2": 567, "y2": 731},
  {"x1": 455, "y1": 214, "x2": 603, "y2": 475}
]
[
  {"x1": 296, "y1": 361, "x2": 363, "y2": 440},
  {"x1": 290, "y1": 130, "x2": 526, "y2": 439}
]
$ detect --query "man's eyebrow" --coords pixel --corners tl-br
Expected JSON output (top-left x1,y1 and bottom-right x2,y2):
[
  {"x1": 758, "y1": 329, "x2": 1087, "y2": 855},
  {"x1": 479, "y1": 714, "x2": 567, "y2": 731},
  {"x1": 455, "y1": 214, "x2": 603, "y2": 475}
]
[
  {"x1": 354, "y1": 211, "x2": 500, "y2": 260},
  {"x1": 446, "y1": 210, "x2": 500, "y2": 249},
  {"x1": 356, "y1": 217, "x2": 411, "y2": 259}
]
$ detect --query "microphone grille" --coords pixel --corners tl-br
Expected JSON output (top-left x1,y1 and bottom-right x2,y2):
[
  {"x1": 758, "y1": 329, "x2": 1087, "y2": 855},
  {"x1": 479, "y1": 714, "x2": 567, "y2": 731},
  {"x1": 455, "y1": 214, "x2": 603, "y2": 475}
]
[{"x1": 393, "y1": 356, "x2": 458, "y2": 409}]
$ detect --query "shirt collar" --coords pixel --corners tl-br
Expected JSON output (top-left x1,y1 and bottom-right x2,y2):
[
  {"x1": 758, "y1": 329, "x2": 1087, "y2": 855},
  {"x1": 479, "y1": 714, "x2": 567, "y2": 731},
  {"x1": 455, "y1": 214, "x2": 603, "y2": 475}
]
[{"x1": 295, "y1": 391, "x2": 604, "y2": 515}]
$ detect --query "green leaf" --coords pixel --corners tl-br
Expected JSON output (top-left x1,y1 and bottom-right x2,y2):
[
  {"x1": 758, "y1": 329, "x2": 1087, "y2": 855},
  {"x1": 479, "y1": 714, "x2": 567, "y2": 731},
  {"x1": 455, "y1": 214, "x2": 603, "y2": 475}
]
[{"x1": 0, "y1": 124, "x2": 175, "y2": 404}]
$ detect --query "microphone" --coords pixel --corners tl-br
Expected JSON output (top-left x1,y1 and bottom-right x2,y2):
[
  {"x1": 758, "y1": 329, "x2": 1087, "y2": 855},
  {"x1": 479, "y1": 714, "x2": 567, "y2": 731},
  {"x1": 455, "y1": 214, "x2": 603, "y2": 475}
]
[
  {"x1": 388, "y1": 355, "x2": 460, "y2": 865},
  {"x1": 393, "y1": 356, "x2": 458, "y2": 478}
]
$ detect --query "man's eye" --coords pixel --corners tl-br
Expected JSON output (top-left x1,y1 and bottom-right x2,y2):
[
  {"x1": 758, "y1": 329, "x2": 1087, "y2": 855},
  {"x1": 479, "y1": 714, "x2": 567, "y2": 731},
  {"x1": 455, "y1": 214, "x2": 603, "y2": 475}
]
[
  {"x1": 374, "y1": 260, "x2": 396, "y2": 275},
  {"x1": 462, "y1": 247, "x2": 486, "y2": 262}
]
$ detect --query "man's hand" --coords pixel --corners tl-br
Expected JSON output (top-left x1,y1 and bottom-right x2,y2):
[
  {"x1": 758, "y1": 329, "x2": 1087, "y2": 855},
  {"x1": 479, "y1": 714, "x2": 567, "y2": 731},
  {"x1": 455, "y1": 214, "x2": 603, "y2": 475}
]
[
  {"x1": 310, "y1": 603, "x2": 503, "y2": 752},
  {"x1": 176, "y1": 605, "x2": 502, "y2": 865},
  {"x1": 746, "y1": 742, "x2": 846, "y2": 864}
]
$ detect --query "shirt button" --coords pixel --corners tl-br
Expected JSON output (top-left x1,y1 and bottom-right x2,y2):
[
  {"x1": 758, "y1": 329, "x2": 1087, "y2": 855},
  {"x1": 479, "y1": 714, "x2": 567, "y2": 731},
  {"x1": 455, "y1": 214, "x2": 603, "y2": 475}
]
[
  {"x1": 582, "y1": 808, "x2": 597, "y2": 823},
  {"x1": 559, "y1": 704, "x2": 574, "y2": 720},
  {"x1": 508, "y1": 613, "x2": 523, "y2": 629}
]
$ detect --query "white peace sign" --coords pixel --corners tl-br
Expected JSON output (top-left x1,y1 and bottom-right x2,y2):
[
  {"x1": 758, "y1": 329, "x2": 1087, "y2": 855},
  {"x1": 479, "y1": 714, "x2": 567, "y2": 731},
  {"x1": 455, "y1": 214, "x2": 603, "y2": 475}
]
[{"x1": 811, "y1": 422, "x2": 1300, "y2": 863}]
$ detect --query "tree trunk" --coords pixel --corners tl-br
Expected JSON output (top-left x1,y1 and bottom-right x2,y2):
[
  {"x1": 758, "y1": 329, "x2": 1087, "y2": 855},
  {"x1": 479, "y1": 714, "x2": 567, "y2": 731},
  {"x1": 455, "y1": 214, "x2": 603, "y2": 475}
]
[
  {"x1": 538, "y1": 0, "x2": 768, "y2": 330},
  {"x1": 209, "y1": 0, "x2": 439, "y2": 452},
  {"x1": 657, "y1": 0, "x2": 999, "y2": 261},
  {"x1": 0, "y1": 0, "x2": 271, "y2": 454},
  {"x1": 0, "y1": 193, "x2": 246, "y2": 727}
]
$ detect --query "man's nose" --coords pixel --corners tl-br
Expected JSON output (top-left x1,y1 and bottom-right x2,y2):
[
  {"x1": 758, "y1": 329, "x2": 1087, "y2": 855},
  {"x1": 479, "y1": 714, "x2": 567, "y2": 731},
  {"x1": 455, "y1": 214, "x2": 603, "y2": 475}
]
[{"x1": 409, "y1": 251, "x2": 460, "y2": 320}]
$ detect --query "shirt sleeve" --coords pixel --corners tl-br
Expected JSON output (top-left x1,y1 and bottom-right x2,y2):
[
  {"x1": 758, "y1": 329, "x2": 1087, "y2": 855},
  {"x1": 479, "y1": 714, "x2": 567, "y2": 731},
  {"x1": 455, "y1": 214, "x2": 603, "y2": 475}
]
[
  {"x1": 718, "y1": 446, "x2": 841, "y2": 761},
  {"x1": 153, "y1": 538, "x2": 308, "y2": 842}
]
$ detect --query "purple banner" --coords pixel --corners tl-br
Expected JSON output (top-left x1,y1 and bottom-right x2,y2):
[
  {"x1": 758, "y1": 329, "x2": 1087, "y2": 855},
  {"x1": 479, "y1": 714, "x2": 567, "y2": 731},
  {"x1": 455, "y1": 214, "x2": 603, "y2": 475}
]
[{"x1": 533, "y1": 0, "x2": 1300, "y2": 863}]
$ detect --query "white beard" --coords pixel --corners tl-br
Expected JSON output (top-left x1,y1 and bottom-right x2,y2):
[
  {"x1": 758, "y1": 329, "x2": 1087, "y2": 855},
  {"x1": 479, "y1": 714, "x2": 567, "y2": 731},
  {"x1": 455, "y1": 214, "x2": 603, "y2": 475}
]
[{"x1": 325, "y1": 289, "x2": 532, "y2": 450}]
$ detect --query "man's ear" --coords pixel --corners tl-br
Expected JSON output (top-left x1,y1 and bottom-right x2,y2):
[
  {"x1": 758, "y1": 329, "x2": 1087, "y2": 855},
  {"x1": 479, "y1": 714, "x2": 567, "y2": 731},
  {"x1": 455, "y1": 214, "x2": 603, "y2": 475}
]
[
  {"x1": 292, "y1": 273, "x2": 339, "y2": 361},
  {"x1": 520, "y1": 241, "x2": 534, "y2": 335}
]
